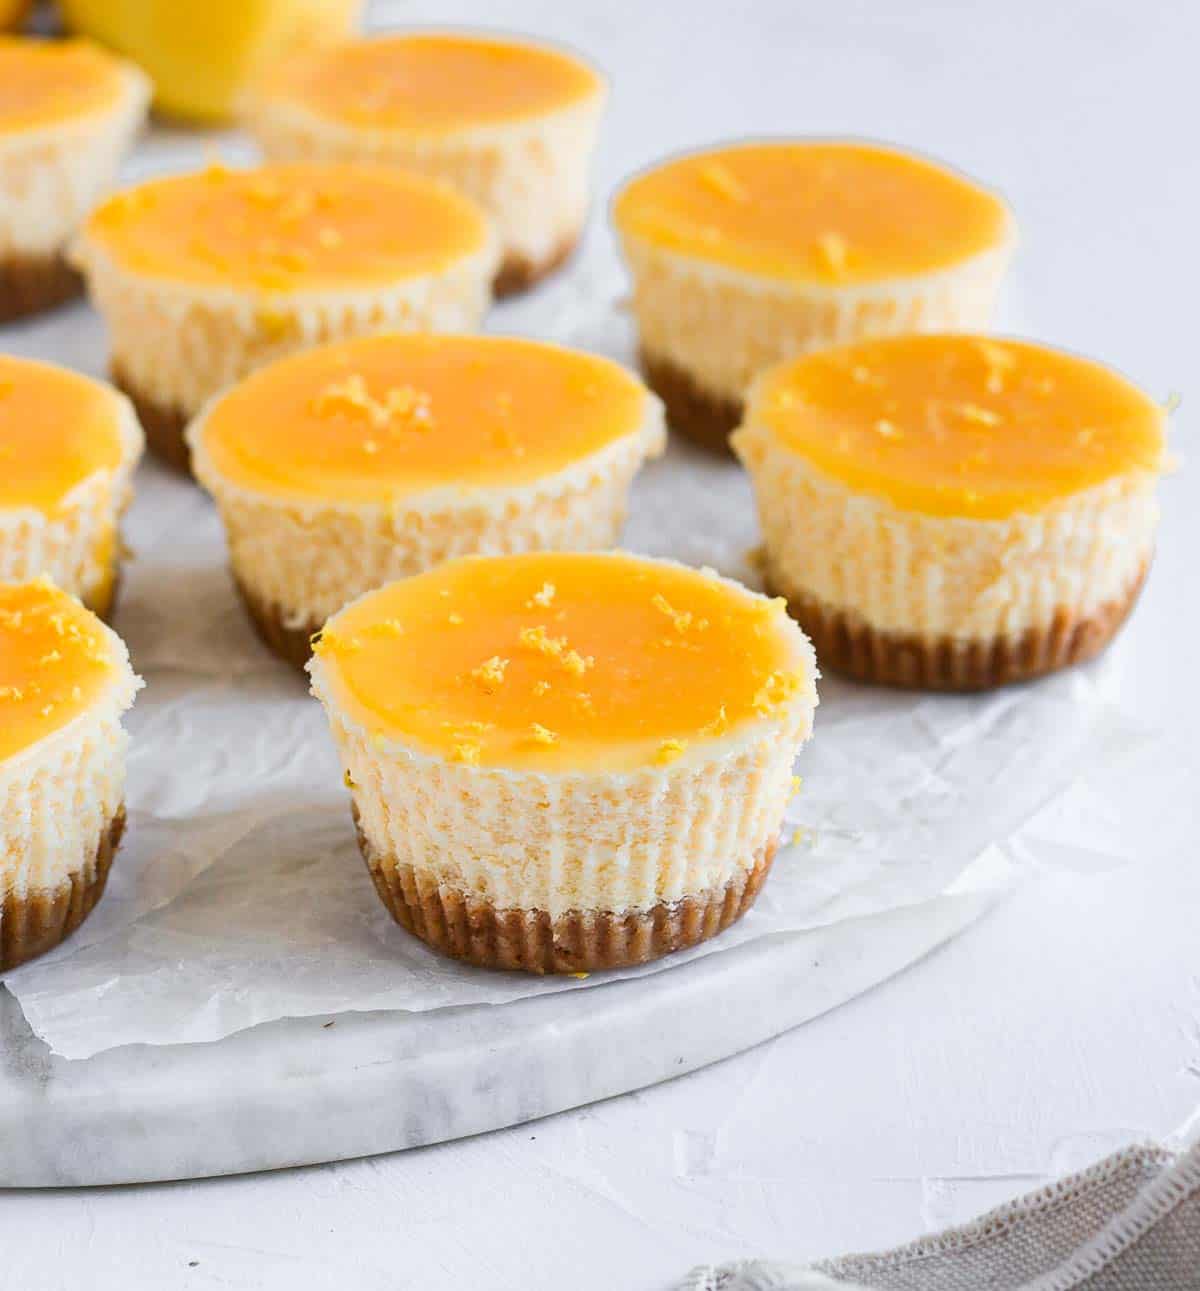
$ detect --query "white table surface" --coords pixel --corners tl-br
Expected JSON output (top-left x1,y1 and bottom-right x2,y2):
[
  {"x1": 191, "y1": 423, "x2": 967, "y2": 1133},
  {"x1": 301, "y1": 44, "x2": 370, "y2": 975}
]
[{"x1": 2, "y1": 1, "x2": 1197, "y2": 1286}]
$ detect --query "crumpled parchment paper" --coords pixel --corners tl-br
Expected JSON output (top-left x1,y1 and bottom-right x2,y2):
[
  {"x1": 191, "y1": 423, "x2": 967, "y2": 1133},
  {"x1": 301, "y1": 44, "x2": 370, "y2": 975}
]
[{"x1": 0, "y1": 162, "x2": 1163, "y2": 1061}]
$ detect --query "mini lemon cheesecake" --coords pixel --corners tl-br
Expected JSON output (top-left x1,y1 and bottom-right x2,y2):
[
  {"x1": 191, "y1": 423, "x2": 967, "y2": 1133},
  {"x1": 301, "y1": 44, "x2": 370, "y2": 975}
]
[
  {"x1": 190, "y1": 333, "x2": 665, "y2": 667},
  {"x1": 309, "y1": 551, "x2": 818, "y2": 972},
  {"x1": 734, "y1": 334, "x2": 1167, "y2": 690},
  {"x1": 0, "y1": 579, "x2": 140, "y2": 969},
  {"x1": 0, "y1": 36, "x2": 149, "y2": 321},
  {"x1": 72, "y1": 160, "x2": 498, "y2": 472},
  {"x1": 248, "y1": 31, "x2": 606, "y2": 294},
  {"x1": 0, "y1": 355, "x2": 143, "y2": 618},
  {"x1": 613, "y1": 140, "x2": 1014, "y2": 451}
]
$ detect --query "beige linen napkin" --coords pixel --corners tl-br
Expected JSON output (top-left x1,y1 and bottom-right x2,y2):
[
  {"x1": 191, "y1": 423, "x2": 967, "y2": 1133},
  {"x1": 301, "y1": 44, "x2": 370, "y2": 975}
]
[{"x1": 679, "y1": 1141, "x2": 1200, "y2": 1290}]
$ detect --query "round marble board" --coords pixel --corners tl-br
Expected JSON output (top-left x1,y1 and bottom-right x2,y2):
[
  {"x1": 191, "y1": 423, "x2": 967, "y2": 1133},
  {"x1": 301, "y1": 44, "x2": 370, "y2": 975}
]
[{"x1": 0, "y1": 892, "x2": 983, "y2": 1187}]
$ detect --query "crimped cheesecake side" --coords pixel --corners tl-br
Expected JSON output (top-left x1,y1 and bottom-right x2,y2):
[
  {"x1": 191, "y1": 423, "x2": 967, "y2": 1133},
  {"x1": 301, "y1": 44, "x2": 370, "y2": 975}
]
[
  {"x1": 622, "y1": 235, "x2": 1012, "y2": 445},
  {"x1": 251, "y1": 93, "x2": 605, "y2": 294},
  {"x1": 247, "y1": 31, "x2": 606, "y2": 293},
  {"x1": 71, "y1": 162, "x2": 499, "y2": 469},
  {"x1": 737, "y1": 421, "x2": 1158, "y2": 644},
  {"x1": 0, "y1": 359, "x2": 144, "y2": 618},
  {"x1": 316, "y1": 683, "x2": 808, "y2": 914},
  {"x1": 734, "y1": 334, "x2": 1167, "y2": 689},
  {"x1": 0, "y1": 581, "x2": 141, "y2": 969},
  {"x1": 0, "y1": 41, "x2": 150, "y2": 321},
  {"x1": 308, "y1": 552, "x2": 818, "y2": 971},
  {"x1": 80, "y1": 255, "x2": 498, "y2": 469},
  {"x1": 613, "y1": 140, "x2": 1015, "y2": 450},
  {"x1": 189, "y1": 333, "x2": 666, "y2": 666},
  {"x1": 192, "y1": 412, "x2": 666, "y2": 652}
]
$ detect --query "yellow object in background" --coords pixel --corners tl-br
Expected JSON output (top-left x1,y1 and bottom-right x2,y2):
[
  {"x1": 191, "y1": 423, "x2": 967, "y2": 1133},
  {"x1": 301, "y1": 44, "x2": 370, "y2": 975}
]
[
  {"x1": 58, "y1": 0, "x2": 363, "y2": 123},
  {"x1": 0, "y1": 0, "x2": 31, "y2": 31}
]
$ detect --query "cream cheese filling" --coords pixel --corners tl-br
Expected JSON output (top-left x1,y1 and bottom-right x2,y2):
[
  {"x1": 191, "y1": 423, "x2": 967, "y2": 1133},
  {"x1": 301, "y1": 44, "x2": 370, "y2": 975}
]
[
  {"x1": 71, "y1": 236, "x2": 500, "y2": 420},
  {"x1": 191, "y1": 401, "x2": 667, "y2": 627},
  {"x1": 0, "y1": 624, "x2": 140, "y2": 902},
  {"x1": 619, "y1": 230, "x2": 1013, "y2": 406},
  {"x1": 309, "y1": 620, "x2": 816, "y2": 918},
  {"x1": 0, "y1": 66, "x2": 149, "y2": 260},
  {"x1": 737, "y1": 422, "x2": 1158, "y2": 641},
  {"x1": 251, "y1": 92, "x2": 605, "y2": 269},
  {"x1": 0, "y1": 392, "x2": 143, "y2": 612}
]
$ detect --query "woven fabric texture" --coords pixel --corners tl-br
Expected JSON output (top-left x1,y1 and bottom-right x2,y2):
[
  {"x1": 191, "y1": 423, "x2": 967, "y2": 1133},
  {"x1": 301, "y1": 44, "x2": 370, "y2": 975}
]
[{"x1": 678, "y1": 1142, "x2": 1200, "y2": 1290}]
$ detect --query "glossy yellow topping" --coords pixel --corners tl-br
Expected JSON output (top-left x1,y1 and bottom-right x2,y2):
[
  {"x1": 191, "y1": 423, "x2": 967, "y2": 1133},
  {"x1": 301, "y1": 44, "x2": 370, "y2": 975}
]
[
  {"x1": 261, "y1": 32, "x2": 603, "y2": 133},
  {"x1": 0, "y1": 37, "x2": 127, "y2": 133},
  {"x1": 314, "y1": 552, "x2": 808, "y2": 772},
  {"x1": 613, "y1": 141, "x2": 1010, "y2": 285},
  {"x1": 744, "y1": 334, "x2": 1166, "y2": 519},
  {"x1": 82, "y1": 161, "x2": 491, "y2": 289},
  {"x1": 0, "y1": 580, "x2": 117, "y2": 760},
  {"x1": 0, "y1": 356, "x2": 126, "y2": 512},
  {"x1": 199, "y1": 334, "x2": 648, "y2": 501}
]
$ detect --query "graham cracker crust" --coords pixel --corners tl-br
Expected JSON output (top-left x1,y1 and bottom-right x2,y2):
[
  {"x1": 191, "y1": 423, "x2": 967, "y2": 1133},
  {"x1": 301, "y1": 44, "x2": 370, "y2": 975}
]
[
  {"x1": 640, "y1": 350, "x2": 743, "y2": 455},
  {"x1": 0, "y1": 252, "x2": 83, "y2": 324},
  {"x1": 1, "y1": 806, "x2": 125, "y2": 972},
  {"x1": 234, "y1": 576, "x2": 321, "y2": 671},
  {"x1": 355, "y1": 815, "x2": 778, "y2": 974},
  {"x1": 493, "y1": 234, "x2": 579, "y2": 298},
  {"x1": 111, "y1": 365, "x2": 192, "y2": 474},
  {"x1": 769, "y1": 565, "x2": 1149, "y2": 691}
]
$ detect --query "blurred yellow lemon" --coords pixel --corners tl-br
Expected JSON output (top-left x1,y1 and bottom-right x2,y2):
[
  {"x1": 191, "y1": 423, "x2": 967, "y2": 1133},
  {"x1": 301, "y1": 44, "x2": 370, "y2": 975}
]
[{"x1": 58, "y1": 0, "x2": 363, "y2": 123}]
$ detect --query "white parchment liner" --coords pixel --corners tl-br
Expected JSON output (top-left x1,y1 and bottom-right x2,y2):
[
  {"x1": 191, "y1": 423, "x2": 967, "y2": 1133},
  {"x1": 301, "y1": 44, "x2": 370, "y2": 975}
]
[{"x1": 0, "y1": 233, "x2": 1173, "y2": 1061}]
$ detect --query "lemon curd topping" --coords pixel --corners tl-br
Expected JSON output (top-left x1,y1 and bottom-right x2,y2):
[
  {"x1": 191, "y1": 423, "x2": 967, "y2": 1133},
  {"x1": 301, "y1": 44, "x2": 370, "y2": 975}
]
[
  {"x1": 82, "y1": 161, "x2": 491, "y2": 289},
  {"x1": 198, "y1": 335, "x2": 649, "y2": 501},
  {"x1": 261, "y1": 32, "x2": 603, "y2": 134},
  {"x1": 0, "y1": 356, "x2": 125, "y2": 512},
  {"x1": 313, "y1": 552, "x2": 809, "y2": 772},
  {"x1": 613, "y1": 141, "x2": 1011, "y2": 285},
  {"x1": 0, "y1": 581, "x2": 117, "y2": 760},
  {"x1": 0, "y1": 37, "x2": 127, "y2": 134},
  {"x1": 745, "y1": 334, "x2": 1166, "y2": 519}
]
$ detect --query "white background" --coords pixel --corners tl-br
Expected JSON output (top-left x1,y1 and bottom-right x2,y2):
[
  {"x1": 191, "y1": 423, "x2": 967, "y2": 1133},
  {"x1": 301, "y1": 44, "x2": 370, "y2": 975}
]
[{"x1": 2, "y1": 0, "x2": 1198, "y2": 1287}]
